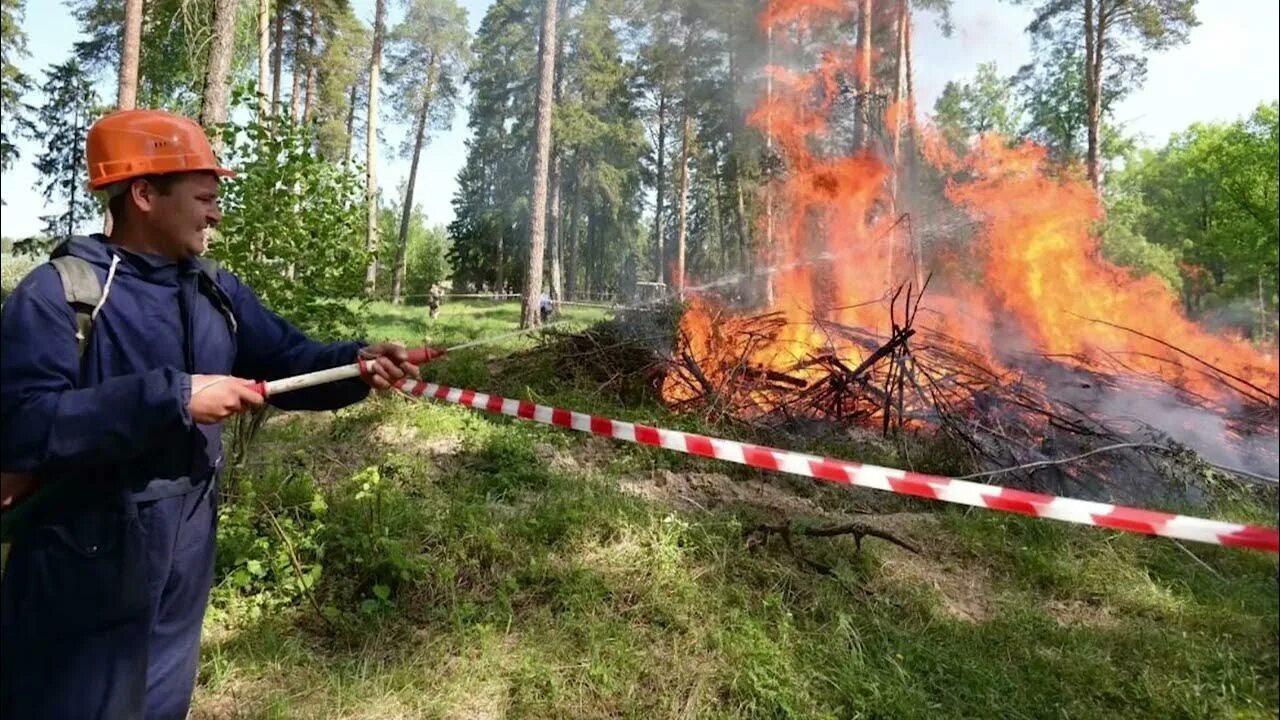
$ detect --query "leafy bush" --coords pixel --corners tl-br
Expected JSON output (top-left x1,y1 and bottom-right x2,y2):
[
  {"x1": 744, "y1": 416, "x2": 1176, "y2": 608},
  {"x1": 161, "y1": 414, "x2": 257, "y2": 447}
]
[
  {"x1": 320, "y1": 465, "x2": 432, "y2": 617},
  {"x1": 214, "y1": 461, "x2": 432, "y2": 626},
  {"x1": 0, "y1": 252, "x2": 39, "y2": 302},
  {"x1": 214, "y1": 469, "x2": 328, "y2": 622},
  {"x1": 211, "y1": 88, "x2": 370, "y2": 341}
]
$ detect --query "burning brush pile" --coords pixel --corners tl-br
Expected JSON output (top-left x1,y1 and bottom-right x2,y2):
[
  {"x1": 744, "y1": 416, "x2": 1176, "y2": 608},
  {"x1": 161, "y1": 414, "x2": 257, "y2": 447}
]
[{"x1": 657, "y1": 0, "x2": 1279, "y2": 501}]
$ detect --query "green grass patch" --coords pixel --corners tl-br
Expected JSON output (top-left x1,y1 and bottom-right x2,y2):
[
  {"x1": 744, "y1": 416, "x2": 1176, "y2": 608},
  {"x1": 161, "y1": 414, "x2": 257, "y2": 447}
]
[{"x1": 197, "y1": 303, "x2": 1279, "y2": 719}]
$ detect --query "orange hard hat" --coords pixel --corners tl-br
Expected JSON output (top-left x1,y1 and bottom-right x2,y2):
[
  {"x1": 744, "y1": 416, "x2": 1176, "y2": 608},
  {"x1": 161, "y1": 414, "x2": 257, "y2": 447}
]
[{"x1": 86, "y1": 109, "x2": 235, "y2": 190}]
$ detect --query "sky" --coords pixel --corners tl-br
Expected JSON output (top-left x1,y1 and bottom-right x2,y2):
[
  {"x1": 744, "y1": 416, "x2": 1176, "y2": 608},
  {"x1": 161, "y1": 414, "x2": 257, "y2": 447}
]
[{"x1": 2, "y1": 0, "x2": 1277, "y2": 239}]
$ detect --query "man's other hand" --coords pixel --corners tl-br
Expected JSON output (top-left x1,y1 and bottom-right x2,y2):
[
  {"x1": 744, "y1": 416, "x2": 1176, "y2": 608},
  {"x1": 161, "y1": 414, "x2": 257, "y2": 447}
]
[
  {"x1": 358, "y1": 342, "x2": 422, "y2": 391},
  {"x1": 189, "y1": 375, "x2": 266, "y2": 424}
]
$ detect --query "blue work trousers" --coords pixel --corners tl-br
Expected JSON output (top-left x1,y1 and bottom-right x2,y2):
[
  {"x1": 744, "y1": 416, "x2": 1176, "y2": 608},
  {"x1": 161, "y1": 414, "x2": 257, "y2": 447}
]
[{"x1": 1, "y1": 482, "x2": 218, "y2": 720}]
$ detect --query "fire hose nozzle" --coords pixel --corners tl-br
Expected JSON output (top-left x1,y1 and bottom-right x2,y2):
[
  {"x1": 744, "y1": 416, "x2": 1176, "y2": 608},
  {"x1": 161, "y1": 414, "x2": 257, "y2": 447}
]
[{"x1": 406, "y1": 347, "x2": 448, "y2": 365}]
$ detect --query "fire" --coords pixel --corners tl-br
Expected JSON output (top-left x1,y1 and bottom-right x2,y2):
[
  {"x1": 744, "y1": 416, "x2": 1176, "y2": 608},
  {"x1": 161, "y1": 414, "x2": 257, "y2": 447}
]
[
  {"x1": 949, "y1": 135, "x2": 1276, "y2": 399},
  {"x1": 661, "y1": 0, "x2": 1278, "y2": 428}
]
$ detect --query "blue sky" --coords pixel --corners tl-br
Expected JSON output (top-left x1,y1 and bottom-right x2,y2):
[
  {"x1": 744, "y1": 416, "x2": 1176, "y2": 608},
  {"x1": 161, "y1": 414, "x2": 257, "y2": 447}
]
[{"x1": 2, "y1": 0, "x2": 1277, "y2": 239}]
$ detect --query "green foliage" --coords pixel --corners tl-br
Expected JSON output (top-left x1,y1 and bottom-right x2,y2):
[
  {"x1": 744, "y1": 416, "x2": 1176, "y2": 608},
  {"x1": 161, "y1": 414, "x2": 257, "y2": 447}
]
[
  {"x1": 1014, "y1": 42, "x2": 1088, "y2": 165},
  {"x1": 215, "y1": 469, "x2": 329, "y2": 621},
  {"x1": 1104, "y1": 102, "x2": 1279, "y2": 333},
  {"x1": 0, "y1": 250, "x2": 38, "y2": 302},
  {"x1": 932, "y1": 81, "x2": 968, "y2": 151},
  {"x1": 930, "y1": 62, "x2": 1021, "y2": 151},
  {"x1": 385, "y1": 0, "x2": 471, "y2": 158},
  {"x1": 68, "y1": 0, "x2": 258, "y2": 114},
  {"x1": 1012, "y1": 0, "x2": 1195, "y2": 175},
  {"x1": 20, "y1": 57, "x2": 99, "y2": 250},
  {"x1": 1099, "y1": 200, "x2": 1183, "y2": 294},
  {"x1": 211, "y1": 88, "x2": 369, "y2": 340},
  {"x1": 321, "y1": 463, "x2": 432, "y2": 618},
  {"x1": 405, "y1": 222, "x2": 452, "y2": 299},
  {"x1": 0, "y1": 0, "x2": 31, "y2": 175},
  {"x1": 1013, "y1": 43, "x2": 1142, "y2": 173},
  {"x1": 447, "y1": 0, "x2": 539, "y2": 293},
  {"x1": 556, "y1": 0, "x2": 648, "y2": 289},
  {"x1": 314, "y1": 5, "x2": 371, "y2": 162},
  {"x1": 449, "y1": 0, "x2": 655, "y2": 297},
  {"x1": 374, "y1": 202, "x2": 451, "y2": 300}
]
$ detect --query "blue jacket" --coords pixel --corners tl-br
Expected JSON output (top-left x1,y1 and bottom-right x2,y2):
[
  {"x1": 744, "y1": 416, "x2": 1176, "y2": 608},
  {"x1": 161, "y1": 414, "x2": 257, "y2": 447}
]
[{"x1": 0, "y1": 235, "x2": 369, "y2": 502}]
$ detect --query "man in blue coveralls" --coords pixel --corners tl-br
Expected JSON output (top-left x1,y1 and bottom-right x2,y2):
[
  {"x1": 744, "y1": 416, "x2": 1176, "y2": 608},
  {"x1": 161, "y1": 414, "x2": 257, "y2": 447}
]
[{"x1": 0, "y1": 108, "x2": 420, "y2": 719}]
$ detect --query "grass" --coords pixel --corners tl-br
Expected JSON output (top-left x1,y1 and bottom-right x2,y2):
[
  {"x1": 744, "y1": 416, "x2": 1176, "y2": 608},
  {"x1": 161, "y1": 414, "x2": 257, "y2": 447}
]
[
  {"x1": 1, "y1": 251, "x2": 39, "y2": 301},
  {"x1": 195, "y1": 300, "x2": 1278, "y2": 719}
]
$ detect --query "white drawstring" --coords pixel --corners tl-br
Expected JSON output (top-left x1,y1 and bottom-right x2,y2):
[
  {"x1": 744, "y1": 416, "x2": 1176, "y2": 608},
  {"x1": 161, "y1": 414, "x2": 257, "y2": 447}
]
[{"x1": 90, "y1": 254, "x2": 121, "y2": 323}]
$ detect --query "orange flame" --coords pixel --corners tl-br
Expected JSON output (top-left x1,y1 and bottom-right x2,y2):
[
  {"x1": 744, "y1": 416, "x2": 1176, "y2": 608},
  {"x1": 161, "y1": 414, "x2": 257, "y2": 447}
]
[{"x1": 662, "y1": 0, "x2": 1278, "y2": 421}]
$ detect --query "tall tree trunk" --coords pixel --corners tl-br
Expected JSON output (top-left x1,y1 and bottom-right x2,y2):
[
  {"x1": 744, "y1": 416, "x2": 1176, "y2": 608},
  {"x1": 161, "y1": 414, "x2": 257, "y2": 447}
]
[
  {"x1": 344, "y1": 82, "x2": 358, "y2": 159},
  {"x1": 495, "y1": 230, "x2": 505, "y2": 293},
  {"x1": 887, "y1": 0, "x2": 906, "y2": 286},
  {"x1": 303, "y1": 4, "x2": 318, "y2": 123},
  {"x1": 903, "y1": 3, "x2": 915, "y2": 133},
  {"x1": 200, "y1": 0, "x2": 239, "y2": 134},
  {"x1": 891, "y1": 0, "x2": 905, "y2": 170},
  {"x1": 902, "y1": 5, "x2": 922, "y2": 283},
  {"x1": 735, "y1": 171, "x2": 749, "y2": 277},
  {"x1": 547, "y1": 151, "x2": 564, "y2": 303},
  {"x1": 364, "y1": 0, "x2": 387, "y2": 295},
  {"x1": 674, "y1": 110, "x2": 691, "y2": 299},
  {"x1": 392, "y1": 68, "x2": 435, "y2": 304},
  {"x1": 857, "y1": 0, "x2": 873, "y2": 149},
  {"x1": 272, "y1": 2, "x2": 286, "y2": 115},
  {"x1": 106, "y1": 0, "x2": 145, "y2": 234},
  {"x1": 727, "y1": 28, "x2": 752, "y2": 298},
  {"x1": 565, "y1": 170, "x2": 581, "y2": 298},
  {"x1": 714, "y1": 164, "x2": 727, "y2": 273},
  {"x1": 585, "y1": 206, "x2": 597, "y2": 295},
  {"x1": 290, "y1": 8, "x2": 304, "y2": 122},
  {"x1": 1084, "y1": 0, "x2": 1105, "y2": 190},
  {"x1": 118, "y1": 0, "x2": 144, "y2": 110},
  {"x1": 521, "y1": 0, "x2": 559, "y2": 328},
  {"x1": 548, "y1": 3, "x2": 570, "y2": 305},
  {"x1": 762, "y1": 23, "x2": 775, "y2": 306},
  {"x1": 652, "y1": 87, "x2": 668, "y2": 284},
  {"x1": 257, "y1": 0, "x2": 270, "y2": 115}
]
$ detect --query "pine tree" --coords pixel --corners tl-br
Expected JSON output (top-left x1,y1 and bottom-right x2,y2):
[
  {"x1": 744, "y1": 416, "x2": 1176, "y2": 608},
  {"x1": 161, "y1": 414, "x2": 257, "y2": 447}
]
[
  {"x1": 315, "y1": 5, "x2": 370, "y2": 161},
  {"x1": 364, "y1": 0, "x2": 387, "y2": 294},
  {"x1": 1014, "y1": 0, "x2": 1197, "y2": 189},
  {"x1": 70, "y1": 0, "x2": 251, "y2": 114},
  {"x1": 521, "y1": 0, "x2": 560, "y2": 326},
  {"x1": 200, "y1": 0, "x2": 239, "y2": 130},
  {"x1": 27, "y1": 59, "x2": 99, "y2": 246},
  {"x1": 385, "y1": 0, "x2": 470, "y2": 303},
  {"x1": 1, "y1": 0, "x2": 32, "y2": 175},
  {"x1": 447, "y1": 0, "x2": 539, "y2": 292},
  {"x1": 118, "y1": 0, "x2": 143, "y2": 109}
]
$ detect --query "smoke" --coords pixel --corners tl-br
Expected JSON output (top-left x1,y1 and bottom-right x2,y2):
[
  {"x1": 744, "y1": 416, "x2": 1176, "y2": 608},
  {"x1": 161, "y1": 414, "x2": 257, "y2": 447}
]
[
  {"x1": 1098, "y1": 388, "x2": 1279, "y2": 480},
  {"x1": 1017, "y1": 344, "x2": 1280, "y2": 484}
]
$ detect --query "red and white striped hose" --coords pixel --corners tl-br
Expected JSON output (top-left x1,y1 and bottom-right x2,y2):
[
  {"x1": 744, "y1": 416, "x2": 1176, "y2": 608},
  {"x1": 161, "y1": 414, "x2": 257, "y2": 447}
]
[
  {"x1": 393, "y1": 377, "x2": 1280, "y2": 554},
  {"x1": 247, "y1": 344, "x2": 1279, "y2": 553}
]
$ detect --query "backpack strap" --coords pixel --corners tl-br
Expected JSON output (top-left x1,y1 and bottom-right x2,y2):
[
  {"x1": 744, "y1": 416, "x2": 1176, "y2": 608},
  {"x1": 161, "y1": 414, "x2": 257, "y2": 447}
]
[
  {"x1": 49, "y1": 255, "x2": 102, "y2": 360},
  {"x1": 194, "y1": 256, "x2": 238, "y2": 335}
]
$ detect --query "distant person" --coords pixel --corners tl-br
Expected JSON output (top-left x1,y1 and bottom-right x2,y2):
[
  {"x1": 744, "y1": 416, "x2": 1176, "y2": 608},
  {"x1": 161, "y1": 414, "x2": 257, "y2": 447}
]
[
  {"x1": 539, "y1": 292, "x2": 553, "y2": 324},
  {"x1": 428, "y1": 284, "x2": 443, "y2": 320},
  {"x1": 0, "y1": 109, "x2": 421, "y2": 719}
]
